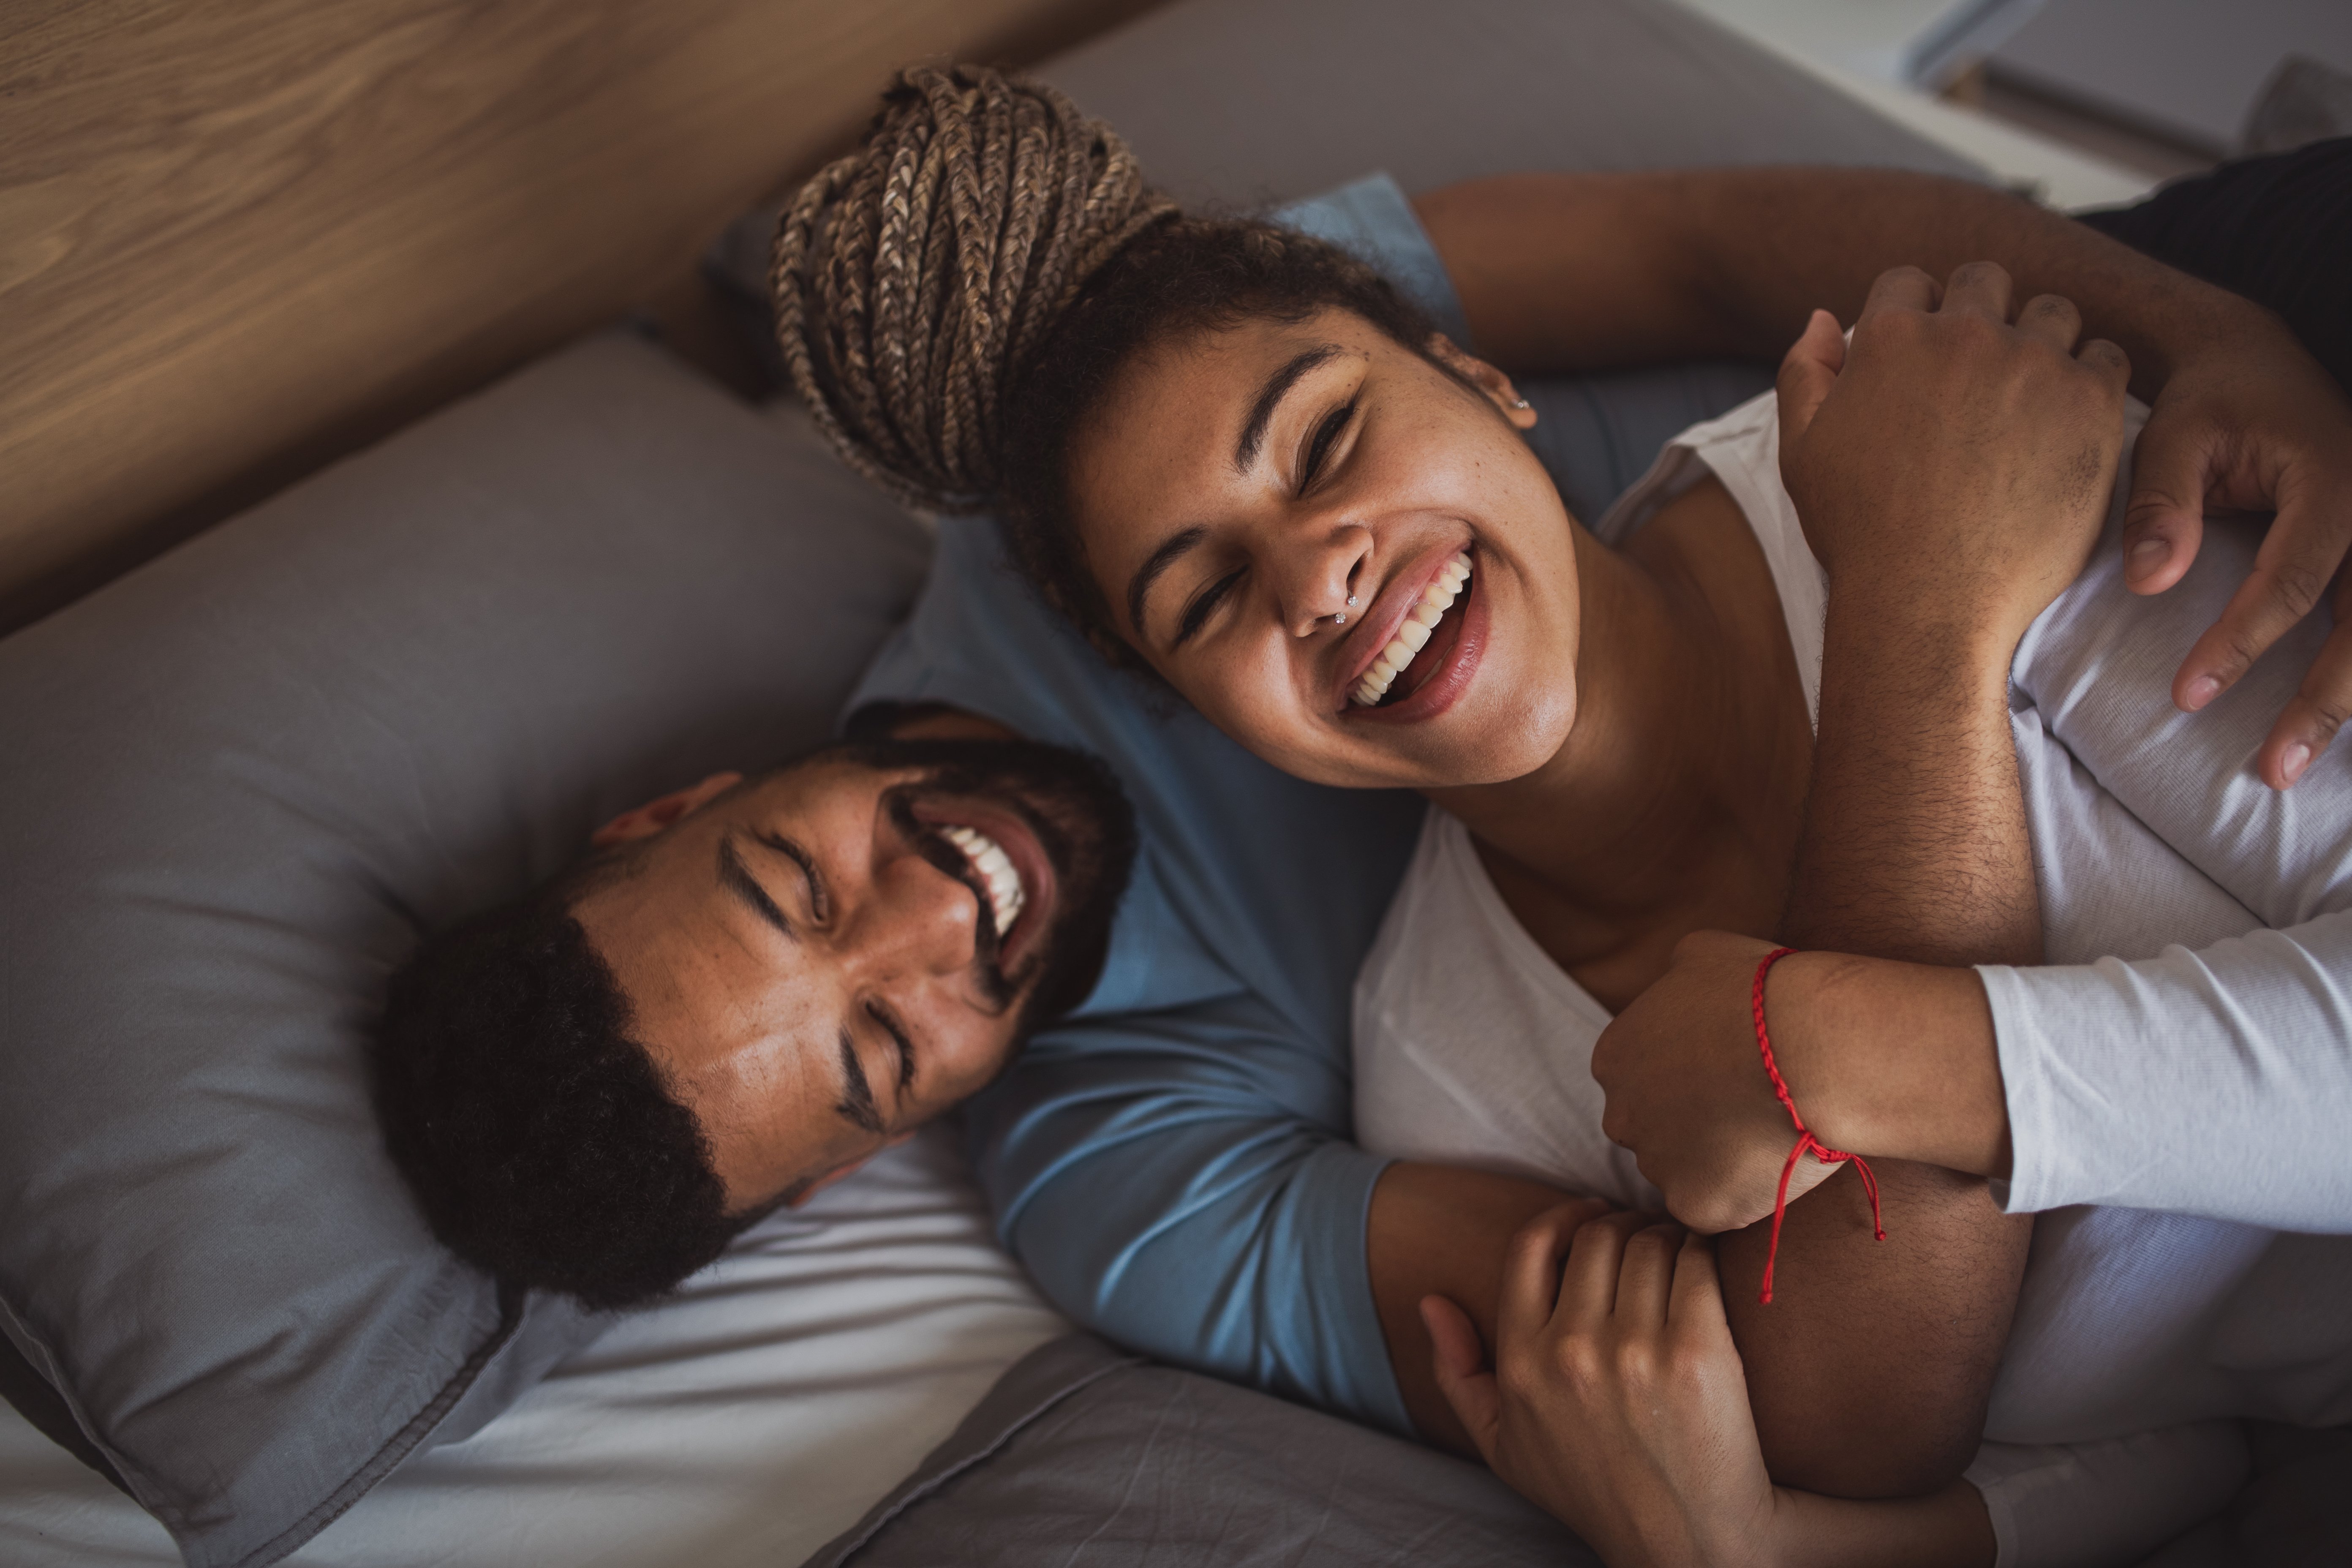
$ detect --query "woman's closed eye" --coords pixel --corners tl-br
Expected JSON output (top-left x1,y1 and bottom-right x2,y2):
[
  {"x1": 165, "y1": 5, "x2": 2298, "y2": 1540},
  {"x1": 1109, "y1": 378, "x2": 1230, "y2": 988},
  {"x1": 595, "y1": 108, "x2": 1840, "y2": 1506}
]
[
  {"x1": 1172, "y1": 400, "x2": 1359, "y2": 647},
  {"x1": 1299, "y1": 399, "x2": 1356, "y2": 492},
  {"x1": 1176, "y1": 567, "x2": 1244, "y2": 646}
]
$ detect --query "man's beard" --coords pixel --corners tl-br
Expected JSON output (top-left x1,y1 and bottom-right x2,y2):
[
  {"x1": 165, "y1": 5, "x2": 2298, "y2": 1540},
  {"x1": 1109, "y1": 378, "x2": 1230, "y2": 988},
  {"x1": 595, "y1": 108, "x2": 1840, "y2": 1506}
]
[{"x1": 831, "y1": 733, "x2": 1138, "y2": 1040}]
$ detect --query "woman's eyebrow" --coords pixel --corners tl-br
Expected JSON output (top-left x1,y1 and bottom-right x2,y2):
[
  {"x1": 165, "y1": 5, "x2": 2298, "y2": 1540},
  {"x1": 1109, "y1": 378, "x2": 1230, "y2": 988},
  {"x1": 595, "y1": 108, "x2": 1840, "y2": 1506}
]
[
  {"x1": 1123, "y1": 343, "x2": 1346, "y2": 638},
  {"x1": 1127, "y1": 525, "x2": 1206, "y2": 637},
  {"x1": 1234, "y1": 343, "x2": 1342, "y2": 473}
]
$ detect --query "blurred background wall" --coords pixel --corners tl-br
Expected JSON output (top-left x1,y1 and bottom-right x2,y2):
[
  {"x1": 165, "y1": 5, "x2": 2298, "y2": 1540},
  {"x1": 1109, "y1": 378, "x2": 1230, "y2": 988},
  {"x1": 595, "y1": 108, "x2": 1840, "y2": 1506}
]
[
  {"x1": 8, "y1": 0, "x2": 2345, "y2": 635},
  {"x1": 1680, "y1": 0, "x2": 2351, "y2": 188},
  {"x1": 0, "y1": 0, "x2": 1164, "y2": 633}
]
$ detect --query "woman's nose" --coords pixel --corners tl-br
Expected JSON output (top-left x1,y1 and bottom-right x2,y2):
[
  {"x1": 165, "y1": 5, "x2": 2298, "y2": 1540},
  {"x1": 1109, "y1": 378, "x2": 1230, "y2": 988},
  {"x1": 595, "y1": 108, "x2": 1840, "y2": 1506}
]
[{"x1": 1273, "y1": 520, "x2": 1369, "y2": 638}]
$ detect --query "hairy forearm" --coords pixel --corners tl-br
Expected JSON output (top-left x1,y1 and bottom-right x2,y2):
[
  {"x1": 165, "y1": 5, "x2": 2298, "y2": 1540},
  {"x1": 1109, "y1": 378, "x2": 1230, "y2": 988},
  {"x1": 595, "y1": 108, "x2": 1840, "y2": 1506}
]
[
  {"x1": 1788, "y1": 616, "x2": 2040, "y2": 964},
  {"x1": 1730, "y1": 617, "x2": 2036, "y2": 1492},
  {"x1": 1416, "y1": 167, "x2": 2261, "y2": 393},
  {"x1": 1718, "y1": 1159, "x2": 2028, "y2": 1496}
]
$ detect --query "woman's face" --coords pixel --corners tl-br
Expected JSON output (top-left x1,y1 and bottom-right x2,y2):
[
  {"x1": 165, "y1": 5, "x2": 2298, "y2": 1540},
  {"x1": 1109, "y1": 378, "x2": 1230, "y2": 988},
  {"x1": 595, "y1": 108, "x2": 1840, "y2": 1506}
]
[{"x1": 1068, "y1": 306, "x2": 1583, "y2": 789}]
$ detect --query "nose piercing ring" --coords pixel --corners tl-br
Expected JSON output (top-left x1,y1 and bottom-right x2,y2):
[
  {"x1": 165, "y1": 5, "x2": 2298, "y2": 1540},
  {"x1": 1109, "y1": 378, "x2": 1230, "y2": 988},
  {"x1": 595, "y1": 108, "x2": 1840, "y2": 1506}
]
[
  {"x1": 1510, "y1": 397, "x2": 1530, "y2": 409},
  {"x1": 1330, "y1": 593, "x2": 1359, "y2": 626}
]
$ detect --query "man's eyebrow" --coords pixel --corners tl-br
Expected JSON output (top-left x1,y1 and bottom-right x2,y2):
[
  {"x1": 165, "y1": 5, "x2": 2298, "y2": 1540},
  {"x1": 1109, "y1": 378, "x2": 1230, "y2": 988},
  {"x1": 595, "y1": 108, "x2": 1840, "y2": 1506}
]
[
  {"x1": 1125, "y1": 524, "x2": 1206, "y2": 638},
  {"x1": 836, "y1": 1026, "x2": 884, "y2": 1135},
  {"x1": 717, "y1": 832, "x2": 797, "y2": 942},
  {"x1": 1235, "y1": 343, "x2": 1342, "y2": 474}
]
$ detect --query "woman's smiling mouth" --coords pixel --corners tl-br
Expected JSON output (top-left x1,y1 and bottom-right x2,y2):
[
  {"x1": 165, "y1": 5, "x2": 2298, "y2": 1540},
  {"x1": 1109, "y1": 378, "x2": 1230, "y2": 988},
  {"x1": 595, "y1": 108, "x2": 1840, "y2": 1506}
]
[{"x1": 1350, "y1": 550, "x2": 1473, "y2": 707}]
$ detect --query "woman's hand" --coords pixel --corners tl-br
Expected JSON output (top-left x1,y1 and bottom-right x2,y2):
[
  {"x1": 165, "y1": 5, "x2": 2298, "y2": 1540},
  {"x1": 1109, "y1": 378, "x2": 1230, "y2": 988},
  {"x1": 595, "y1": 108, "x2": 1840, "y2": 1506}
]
[
  {"x1": 1425, "y1": 1206, "x2": 2001, "y2": 1568},
  {"x1": 1592, "y1": 933, "x2": 2013, "y2": 1237},
  {"x1": 1778, "y1": 261, "x2": 2133, "y2": 661},
  {"x1": 1590, "y1": 934, "x2": 1837, "y2": 1236},
  {"x1": 1424, "y1": 1209, "x2": 1782, "y2": 1568}
]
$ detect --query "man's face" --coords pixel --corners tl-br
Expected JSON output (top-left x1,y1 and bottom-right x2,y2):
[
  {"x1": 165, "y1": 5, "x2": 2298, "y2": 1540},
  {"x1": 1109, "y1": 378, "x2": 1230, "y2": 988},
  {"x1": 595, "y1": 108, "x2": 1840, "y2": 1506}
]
[{"x1": 571, "y1": 734, "x2": 1132, "y2": 1213}]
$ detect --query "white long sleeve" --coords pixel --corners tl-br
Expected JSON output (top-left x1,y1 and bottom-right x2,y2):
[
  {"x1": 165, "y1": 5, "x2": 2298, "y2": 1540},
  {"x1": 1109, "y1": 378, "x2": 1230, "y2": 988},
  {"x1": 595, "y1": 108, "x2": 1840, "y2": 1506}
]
[
  {"x1": 1966, "y1": 1423, "x2": 2249, "y2": 1568},
  {"x1": 1982, "y1": 914, "x2": 2352, "y2": 1229},
  {"x1": 1979, "y1": 450, "x2": 2352, "y2": 1230}
]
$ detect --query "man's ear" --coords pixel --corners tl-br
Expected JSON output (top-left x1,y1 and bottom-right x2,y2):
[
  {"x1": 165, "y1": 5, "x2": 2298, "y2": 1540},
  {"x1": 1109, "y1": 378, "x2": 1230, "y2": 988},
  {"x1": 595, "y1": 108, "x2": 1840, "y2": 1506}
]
[
  {"x1": 590, "y1": 771, "x2": 743, "y2": 848},
  {"x1": 1427, "y1": 332, "x2": 1537, "y2": 431}
]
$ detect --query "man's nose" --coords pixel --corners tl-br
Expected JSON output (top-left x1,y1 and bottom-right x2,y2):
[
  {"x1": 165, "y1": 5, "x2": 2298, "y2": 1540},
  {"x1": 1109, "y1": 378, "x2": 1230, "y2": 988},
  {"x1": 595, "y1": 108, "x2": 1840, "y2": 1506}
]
[
  {"x1": 844, "y1": 848, "x2": 982, "y2": 980},
  {"x1": 1271, "y1": 516, "x2": 1370, "y2": 639}
]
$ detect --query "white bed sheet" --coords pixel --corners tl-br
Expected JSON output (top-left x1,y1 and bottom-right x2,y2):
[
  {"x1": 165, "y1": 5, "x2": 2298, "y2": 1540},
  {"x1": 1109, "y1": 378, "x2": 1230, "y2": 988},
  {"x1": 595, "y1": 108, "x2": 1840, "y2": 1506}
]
[{"x1": 0, "y1": 1124, "x2": 1065, "y2": 1568}]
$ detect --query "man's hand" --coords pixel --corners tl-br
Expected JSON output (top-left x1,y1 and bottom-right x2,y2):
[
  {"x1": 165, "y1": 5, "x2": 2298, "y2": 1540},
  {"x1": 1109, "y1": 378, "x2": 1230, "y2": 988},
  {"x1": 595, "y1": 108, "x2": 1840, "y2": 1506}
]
[
  {"x1": 1779, "y1": 262, "x2": 2132, "y2": 656},
  {"x1": 1595, "y1": 934, "x2": 2014, "y2": 1237},
  {"x1": 2123, "y1": 331, "x2": 2352, "y2": 788},
  {"x1": 1422, "y1": 169, "x2": 2352, "y2": 787},
  {"x1": 1426, "y1": 1210, "x2": 1780, "y2": 1568}
]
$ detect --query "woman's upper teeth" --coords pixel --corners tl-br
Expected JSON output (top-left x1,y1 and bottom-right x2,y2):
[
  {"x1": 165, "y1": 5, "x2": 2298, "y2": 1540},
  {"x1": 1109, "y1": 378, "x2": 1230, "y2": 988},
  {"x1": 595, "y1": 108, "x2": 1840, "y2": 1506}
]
[
  {"x1": 941, "y1": 824, "x2": 1026, "y2": 936},
  {"x1": 1351, "y1": 551, "x2": 1472, "y2": 707}
]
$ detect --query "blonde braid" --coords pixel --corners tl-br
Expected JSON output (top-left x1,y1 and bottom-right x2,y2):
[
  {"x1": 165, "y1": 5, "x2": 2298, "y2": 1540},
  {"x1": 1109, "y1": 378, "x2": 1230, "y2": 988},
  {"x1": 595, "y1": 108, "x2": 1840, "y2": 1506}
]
[{"x1": 773, "y1": 64, "x2": 1177, "y2": 513}]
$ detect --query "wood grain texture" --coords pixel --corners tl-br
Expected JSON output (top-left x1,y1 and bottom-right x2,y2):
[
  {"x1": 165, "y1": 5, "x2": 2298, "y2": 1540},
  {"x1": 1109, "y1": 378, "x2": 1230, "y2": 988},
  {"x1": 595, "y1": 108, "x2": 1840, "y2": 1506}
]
[{"x1": 0, "y1": 0, "x2": 1162, "y2": 631}]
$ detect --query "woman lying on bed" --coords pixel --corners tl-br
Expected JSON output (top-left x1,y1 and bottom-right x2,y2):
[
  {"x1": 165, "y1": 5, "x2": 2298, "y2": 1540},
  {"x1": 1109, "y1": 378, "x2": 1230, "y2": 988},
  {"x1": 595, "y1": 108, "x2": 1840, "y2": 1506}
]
[{"x1": 774, "y1": 69, "x2": 2352, "y2": 1565}]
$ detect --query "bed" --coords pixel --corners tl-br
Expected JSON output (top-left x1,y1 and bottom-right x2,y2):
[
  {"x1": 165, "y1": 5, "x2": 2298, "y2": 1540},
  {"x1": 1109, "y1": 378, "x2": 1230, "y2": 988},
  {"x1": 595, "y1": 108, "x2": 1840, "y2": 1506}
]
[{"x1": 2, "y1": 0, "x2": 2116, "y2": 1563}]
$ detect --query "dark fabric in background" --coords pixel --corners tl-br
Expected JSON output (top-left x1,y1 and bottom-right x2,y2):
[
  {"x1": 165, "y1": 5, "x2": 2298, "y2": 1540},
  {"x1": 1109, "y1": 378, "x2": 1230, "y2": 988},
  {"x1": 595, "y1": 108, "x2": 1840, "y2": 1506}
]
[{"x1": 2079, "y1": 137, "x2": 2352, "y2": 397}]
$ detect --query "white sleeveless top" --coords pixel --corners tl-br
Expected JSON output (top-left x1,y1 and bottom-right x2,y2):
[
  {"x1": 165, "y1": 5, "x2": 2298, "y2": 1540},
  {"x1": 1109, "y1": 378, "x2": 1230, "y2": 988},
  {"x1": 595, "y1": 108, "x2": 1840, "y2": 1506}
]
[
  {"x1": 1353, "y1": 387, "x2": 1827, "y2": 1204},
  {"x1": 1350, "y1": 388, "x2": 2352, "y2": 1567}
]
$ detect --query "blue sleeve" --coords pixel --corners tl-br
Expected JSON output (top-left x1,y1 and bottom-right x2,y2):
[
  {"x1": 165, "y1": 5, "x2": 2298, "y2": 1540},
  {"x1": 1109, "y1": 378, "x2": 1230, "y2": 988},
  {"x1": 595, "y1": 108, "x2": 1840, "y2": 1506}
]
[{"x1": 980, "y1": 994, "x2": 1408, "y2": 1426}]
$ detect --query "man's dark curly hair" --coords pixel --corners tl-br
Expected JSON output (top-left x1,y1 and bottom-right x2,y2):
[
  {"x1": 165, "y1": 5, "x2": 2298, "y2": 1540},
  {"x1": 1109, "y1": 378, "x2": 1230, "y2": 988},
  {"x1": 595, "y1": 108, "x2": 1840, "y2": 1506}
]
[{"x1": 369, "y1": 849, "x2": 739, "y2": 1311}]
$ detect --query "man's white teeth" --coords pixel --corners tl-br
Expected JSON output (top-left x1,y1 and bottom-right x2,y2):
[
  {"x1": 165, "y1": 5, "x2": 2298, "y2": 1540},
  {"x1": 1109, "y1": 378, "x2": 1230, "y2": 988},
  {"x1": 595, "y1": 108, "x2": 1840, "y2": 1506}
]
[
  {"x1": 941, "y1": 825, "x2": 1026, "y2": 936},
  {"x1": 1350, "y1": 552, "x2": 1472, "y2": 707}
]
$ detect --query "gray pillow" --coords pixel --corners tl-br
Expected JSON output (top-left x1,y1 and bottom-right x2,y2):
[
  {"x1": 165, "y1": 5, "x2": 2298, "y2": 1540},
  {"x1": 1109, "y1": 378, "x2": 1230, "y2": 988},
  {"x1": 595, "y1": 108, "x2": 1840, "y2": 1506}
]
[
  {"x1": 808, "y1": 1334, "x2": 1600, "y2": 1568},
  {"x1": 0, "y1": 331, "x2": 930, "y2": 1568}
]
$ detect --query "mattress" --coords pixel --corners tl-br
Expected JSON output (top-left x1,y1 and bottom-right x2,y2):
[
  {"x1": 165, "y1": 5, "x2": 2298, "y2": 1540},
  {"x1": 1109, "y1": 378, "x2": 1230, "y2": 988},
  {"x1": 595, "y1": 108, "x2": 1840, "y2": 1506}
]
[{"x1": 0, "y1": 1125, "x2": 1064, "y2": 1567}]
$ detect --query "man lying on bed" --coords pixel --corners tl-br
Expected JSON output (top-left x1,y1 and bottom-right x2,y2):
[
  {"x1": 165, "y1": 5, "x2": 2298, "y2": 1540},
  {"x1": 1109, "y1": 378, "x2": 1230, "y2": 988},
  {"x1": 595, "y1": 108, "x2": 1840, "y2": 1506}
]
[
  {"x1": 368, "y1": 730, "x2": 1136, "y2": 1308},
  {"x1": 373, "y1": 114, "x2": 2352, "y2": 1544}
]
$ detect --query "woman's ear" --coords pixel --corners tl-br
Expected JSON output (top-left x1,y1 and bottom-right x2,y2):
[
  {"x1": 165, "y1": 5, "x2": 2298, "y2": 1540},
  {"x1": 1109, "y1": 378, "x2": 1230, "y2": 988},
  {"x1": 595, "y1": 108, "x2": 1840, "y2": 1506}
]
[
  {"x1": 1426, "y1": 333, "x2": 1537, "y2": 430},
  {"x1": 590, "y1": 771, "x2": 743, "y2": 848}
]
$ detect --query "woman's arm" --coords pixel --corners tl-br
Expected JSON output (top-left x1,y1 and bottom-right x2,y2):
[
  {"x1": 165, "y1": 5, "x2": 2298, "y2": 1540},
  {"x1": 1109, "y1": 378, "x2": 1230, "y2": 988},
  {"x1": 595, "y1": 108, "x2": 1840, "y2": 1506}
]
[
  {"x1": 1413, "y1": 166, "x2": 2352, "y2": 789},
  {"x1": 1596, "y1": 915, "x2": 2352, "y2": 1234}
]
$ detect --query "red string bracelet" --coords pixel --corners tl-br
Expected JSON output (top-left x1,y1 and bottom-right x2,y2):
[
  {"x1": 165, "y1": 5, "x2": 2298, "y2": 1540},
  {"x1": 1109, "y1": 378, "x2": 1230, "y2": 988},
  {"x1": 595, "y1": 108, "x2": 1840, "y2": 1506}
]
[{"x1": 1752, "y1": 946, "x2": 1885, "y2": 1304}]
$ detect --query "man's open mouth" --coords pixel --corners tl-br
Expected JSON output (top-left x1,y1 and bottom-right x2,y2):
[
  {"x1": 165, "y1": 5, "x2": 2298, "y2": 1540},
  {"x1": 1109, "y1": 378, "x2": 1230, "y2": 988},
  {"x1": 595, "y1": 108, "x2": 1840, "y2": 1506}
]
[
  {"x1": 938, "y1": 824, "x2": 1026, "y2": 939},
  {"x1": 904, "y1": 792, "x2": 1059, "y2": 981}
]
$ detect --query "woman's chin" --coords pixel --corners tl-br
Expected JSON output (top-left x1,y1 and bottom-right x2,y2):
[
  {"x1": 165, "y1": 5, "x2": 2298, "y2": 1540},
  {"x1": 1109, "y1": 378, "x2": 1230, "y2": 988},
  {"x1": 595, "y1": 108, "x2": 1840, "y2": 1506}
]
[{"x1": 1288, "y1": 714, "x2": 1573, "y2": 792}]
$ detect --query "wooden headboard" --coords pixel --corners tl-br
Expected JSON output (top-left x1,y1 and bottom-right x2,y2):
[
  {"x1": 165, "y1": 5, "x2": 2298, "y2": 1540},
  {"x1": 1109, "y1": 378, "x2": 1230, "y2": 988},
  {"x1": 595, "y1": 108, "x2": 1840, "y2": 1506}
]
[{"x1": 0, "y1": 0, "x2": 1162, "y2": 633}]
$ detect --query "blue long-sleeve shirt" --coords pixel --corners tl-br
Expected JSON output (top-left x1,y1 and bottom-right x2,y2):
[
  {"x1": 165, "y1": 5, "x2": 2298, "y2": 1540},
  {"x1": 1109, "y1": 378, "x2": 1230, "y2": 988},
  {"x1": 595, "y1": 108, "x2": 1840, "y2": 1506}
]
[{"x1": 841, "y1": 174, "x2": 1772, "y2": 1432}]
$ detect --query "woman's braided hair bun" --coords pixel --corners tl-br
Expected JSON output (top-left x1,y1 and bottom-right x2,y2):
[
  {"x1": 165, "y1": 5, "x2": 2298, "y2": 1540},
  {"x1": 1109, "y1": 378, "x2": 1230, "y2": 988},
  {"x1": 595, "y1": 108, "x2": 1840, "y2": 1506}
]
[{"x1": 773, "y1": 63, "x2": 1178, "y2": 513}]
